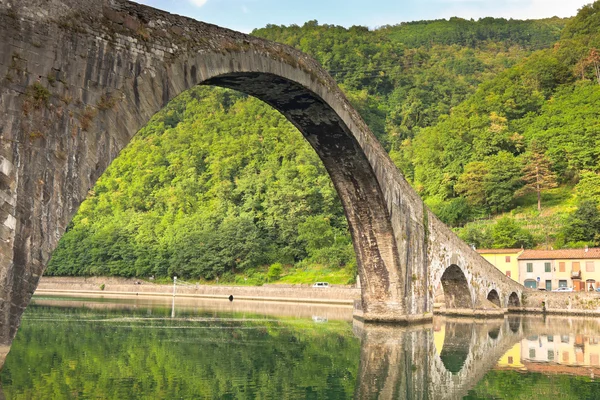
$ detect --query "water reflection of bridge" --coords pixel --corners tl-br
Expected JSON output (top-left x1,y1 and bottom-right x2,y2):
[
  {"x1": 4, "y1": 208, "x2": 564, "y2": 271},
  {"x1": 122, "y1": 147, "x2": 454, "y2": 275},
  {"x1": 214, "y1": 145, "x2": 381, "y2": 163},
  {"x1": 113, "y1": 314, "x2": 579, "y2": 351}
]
[
  {"x1": 354, "y1": 315, "x2": 600, "y2": 399},
  {"x1": 353, "y1": 317, "x2": 524, "y2": 399}
]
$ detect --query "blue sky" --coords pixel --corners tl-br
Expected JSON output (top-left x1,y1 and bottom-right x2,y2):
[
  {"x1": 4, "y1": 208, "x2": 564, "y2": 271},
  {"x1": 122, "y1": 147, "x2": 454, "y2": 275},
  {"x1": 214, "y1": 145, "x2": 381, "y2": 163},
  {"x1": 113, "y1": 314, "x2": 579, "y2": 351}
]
[{"x1": 132, "y1": 0, "x2": 591, "y2": 33}]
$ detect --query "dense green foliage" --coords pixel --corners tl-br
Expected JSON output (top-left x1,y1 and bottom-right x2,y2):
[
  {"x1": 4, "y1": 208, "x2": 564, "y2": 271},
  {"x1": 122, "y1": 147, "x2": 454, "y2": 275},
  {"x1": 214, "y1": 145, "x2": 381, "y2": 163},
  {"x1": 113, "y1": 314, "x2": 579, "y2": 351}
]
[
  {"x1": 48, "y1": 88, "x2": 353, "y2": 281},
  {"x1": 47, "y1": 4, "x2": 600, "y2": 280},
  {"x1": 401, "y1": 2, "x2": 600, "y2": 247}
]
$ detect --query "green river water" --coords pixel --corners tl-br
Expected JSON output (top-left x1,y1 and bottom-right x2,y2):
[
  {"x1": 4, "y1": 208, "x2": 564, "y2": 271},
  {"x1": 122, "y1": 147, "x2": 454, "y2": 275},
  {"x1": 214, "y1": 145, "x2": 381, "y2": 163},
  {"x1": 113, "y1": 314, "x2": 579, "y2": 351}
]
[{"x1": 1, "y1": 296, "x2": 600, "y2": 399}]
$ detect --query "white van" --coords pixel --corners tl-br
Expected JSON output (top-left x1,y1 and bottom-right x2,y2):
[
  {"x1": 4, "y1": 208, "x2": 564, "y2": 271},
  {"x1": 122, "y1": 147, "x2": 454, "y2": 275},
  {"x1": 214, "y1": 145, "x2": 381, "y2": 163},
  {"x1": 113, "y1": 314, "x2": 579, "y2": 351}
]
[{"x1": 312, "y1": 282, "x2": 330, "y2": 288}]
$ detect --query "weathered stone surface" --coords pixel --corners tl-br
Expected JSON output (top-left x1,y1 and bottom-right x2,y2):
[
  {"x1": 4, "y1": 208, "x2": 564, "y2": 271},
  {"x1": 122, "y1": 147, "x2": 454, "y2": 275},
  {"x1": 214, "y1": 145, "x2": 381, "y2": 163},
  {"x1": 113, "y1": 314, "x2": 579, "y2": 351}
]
[{"x1": 0, "y1": 0, "x2": 524, "y2": 360}]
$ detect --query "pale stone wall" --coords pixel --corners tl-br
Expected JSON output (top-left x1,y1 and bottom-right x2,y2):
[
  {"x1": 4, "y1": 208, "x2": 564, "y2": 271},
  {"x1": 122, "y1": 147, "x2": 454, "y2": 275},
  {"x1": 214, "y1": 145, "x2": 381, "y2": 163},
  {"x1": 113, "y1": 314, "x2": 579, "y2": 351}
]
[
  {"x1": 523, "y1": 290, "x2": 600, "y2": 315},
  {"x1": 35, "y1": 277, "x2": 360, "y2": 302}
]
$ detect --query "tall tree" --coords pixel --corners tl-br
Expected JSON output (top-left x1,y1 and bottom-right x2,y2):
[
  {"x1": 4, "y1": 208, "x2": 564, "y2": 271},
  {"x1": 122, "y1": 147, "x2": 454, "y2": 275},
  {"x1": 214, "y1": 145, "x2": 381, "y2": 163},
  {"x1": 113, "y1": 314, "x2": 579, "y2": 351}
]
[{"x1": 517, "y1": 141, "x2": 557, "y2": 212}]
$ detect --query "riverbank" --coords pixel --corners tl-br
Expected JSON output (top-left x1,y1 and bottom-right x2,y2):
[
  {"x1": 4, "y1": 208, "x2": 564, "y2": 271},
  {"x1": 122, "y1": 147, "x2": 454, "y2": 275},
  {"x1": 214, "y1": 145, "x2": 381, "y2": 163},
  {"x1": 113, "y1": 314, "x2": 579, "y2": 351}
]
[{"x1": 35, "y1": 277, "x2": 361, "y2": 305}]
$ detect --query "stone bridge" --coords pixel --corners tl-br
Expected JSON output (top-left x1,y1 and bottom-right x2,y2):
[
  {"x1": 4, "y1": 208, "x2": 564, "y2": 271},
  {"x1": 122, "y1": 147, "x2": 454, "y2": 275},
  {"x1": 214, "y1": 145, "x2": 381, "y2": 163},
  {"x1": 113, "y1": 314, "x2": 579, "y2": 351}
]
[
  {"x1": 353, "y1": 317, "x2": 523, "y2": 399},
  {"x1": 0, "y1": 0, "x2": 524, "y2": 359}
]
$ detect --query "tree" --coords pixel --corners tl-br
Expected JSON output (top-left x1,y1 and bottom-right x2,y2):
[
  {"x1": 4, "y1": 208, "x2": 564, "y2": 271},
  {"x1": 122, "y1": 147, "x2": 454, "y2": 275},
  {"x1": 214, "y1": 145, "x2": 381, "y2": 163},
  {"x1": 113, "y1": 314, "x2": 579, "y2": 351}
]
[
  {"x1": 586, "y1": 48, "x2": 600, "y2": 85},
  {"x1": 267, "y1": 263, "x2": 283, "y2": 282},
  {"x1": 491, "y1": 217, "x2": 534, "y2": 249},
  {"x1": 484, "y1": 152, "x2": 523, "y2": 213},
  {"x1": 516, "y1": 141, "x2": 557, "y2": 212},
  {"x1": 575, "y1": 170, "x2": 600, "y2": 202},
  {"x1": 455, "y1": 161, "x2": 488, "y2": 207},
  {"x1": 559, "y1": 200, "x2": 600, "y2": 246},
  {"x1": 457, "y1": 223, "x2": 493, "y2": 249}
]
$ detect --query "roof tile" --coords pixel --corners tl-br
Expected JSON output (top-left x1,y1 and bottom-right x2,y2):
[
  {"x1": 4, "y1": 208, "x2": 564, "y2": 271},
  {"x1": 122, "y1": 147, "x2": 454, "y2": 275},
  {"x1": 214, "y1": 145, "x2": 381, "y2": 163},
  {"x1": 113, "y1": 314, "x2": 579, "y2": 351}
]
[
  {"x1": 477, "y1": 248, "x2": 524, "y2": 255},
  {"x1": 518, "y1": 248, "x2": 600, "y2": 260}
]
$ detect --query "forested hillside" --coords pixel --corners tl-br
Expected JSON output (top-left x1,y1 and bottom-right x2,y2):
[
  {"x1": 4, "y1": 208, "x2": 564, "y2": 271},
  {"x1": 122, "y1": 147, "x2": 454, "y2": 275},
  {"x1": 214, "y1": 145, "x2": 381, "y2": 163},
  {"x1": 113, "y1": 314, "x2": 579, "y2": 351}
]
[{"x1": 46, "y1": 4, "x2": 600, "y2": 282}]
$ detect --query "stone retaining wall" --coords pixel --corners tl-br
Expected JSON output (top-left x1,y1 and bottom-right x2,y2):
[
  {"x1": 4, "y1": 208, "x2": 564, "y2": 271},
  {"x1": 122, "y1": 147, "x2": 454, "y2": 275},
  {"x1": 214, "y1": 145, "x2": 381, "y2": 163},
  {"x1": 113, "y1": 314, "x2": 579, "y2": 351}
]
[
  {"x1": 522, "y1": 290, "x2": 600, "y2": 316},
  {"x1": 36, "y1": 277, "x2": 360, "y2": 302}
]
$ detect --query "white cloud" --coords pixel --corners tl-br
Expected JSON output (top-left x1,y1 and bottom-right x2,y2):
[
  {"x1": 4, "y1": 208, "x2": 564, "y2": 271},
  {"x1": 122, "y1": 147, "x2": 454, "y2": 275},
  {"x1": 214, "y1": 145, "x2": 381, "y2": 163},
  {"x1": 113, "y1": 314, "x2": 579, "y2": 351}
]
[{"x1": 189, "y1": 0, "x2": 208, "y2": 7}]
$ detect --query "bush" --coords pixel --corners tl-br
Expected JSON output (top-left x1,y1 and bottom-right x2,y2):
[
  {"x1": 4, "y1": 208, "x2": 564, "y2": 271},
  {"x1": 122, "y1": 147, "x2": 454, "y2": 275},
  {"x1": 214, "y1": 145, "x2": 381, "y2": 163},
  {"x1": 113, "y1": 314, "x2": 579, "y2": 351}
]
[{"x1": 267, "y1": 263, "x2": 283, "y2": 282}]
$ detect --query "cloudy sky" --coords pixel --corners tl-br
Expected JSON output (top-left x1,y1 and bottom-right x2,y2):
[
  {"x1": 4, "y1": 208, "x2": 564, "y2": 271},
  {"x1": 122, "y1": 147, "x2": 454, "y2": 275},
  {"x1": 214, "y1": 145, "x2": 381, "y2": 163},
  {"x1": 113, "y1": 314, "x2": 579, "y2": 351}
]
[{"x1": 132, "y1": 0, "x2": 592, "y2": 33}]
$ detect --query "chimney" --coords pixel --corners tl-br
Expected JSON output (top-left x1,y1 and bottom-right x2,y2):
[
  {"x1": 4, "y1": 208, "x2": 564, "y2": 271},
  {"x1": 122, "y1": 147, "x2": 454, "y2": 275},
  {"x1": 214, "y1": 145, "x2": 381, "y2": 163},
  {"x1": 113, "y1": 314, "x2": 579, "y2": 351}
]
[{"x1": 585, "y1": 245, "x2": 589, "y2": 253}]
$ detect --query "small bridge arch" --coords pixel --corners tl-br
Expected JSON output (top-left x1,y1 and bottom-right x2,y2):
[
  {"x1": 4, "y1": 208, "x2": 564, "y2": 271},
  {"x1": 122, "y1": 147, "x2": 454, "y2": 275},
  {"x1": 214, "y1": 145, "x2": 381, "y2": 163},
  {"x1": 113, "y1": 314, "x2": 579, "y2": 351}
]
[
  {"x1": 508, "y1": 292, "x2": 521, "y2": 308},
  {"x1": 487, "y1": 289, "x2": 501, "y2": 308},
  {"x1": 440, "y1": 265, "x2": 473, "y2": 310}
]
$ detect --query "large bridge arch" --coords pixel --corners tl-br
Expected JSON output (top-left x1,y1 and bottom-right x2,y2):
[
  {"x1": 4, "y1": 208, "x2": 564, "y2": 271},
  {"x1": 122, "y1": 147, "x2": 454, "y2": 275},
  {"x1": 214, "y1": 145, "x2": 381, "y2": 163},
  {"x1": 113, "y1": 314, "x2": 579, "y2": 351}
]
[
  {"x1": 198, "y1": 72, "x2": 405, "y2": 314},
  {"x1": 0, "y1": 0, "x2": 418, "y2": 347}
]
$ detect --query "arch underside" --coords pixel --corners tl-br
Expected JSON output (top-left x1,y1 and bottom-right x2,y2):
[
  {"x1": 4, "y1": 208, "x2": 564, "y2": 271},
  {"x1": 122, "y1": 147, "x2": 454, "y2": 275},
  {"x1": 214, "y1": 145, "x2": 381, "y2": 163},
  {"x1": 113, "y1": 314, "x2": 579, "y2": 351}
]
[
  {"x1": 202, "y1": 73, "x2": 403, "y2": 312},
  {"x1": 487, "y1": 290, "x2": 501, "y2": 308},
  {"x1": 440, "y1": 265, "x2": 472, "y2": 309},
  {"x1": 508, "y1": 292, "x2": 520, "y2": 307}
]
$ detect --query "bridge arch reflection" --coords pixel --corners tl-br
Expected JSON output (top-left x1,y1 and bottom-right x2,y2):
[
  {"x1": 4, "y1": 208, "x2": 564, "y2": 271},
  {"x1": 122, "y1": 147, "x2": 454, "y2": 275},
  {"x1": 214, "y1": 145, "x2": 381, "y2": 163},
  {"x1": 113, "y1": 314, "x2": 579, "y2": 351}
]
[{"x1": 354, "y1": 317, "x2": 522, "y2": 399}]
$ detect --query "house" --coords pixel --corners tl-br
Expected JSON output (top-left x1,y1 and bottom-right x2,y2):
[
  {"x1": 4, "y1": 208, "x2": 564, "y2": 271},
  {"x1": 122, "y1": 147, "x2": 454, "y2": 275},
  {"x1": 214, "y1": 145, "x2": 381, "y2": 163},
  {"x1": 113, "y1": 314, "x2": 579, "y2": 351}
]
[
  {"x1": 518, "y1": 250, "x2": 555, "y2": 290},
  {"x1": 476, "y1": 248, "x2": 523, "y2": 283},
  {"x1": 518, "y1": 248, "x2": 600, "y2": 291}
]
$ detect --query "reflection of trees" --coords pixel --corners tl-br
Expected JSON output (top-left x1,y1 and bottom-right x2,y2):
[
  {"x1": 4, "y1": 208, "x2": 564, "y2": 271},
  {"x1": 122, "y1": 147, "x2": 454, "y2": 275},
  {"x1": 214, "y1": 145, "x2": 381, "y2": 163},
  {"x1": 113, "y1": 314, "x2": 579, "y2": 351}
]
[{"x1": 0, "y1": 305, "x2": 360, "y2": 399}]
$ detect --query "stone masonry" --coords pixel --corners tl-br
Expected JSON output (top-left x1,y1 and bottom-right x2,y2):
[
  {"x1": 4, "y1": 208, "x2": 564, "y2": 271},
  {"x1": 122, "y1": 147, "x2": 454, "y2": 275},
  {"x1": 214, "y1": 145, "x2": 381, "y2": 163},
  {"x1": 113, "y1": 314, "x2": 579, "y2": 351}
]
[{"x1": 0, "y1": 0, "x2": 525, "y2": 364}]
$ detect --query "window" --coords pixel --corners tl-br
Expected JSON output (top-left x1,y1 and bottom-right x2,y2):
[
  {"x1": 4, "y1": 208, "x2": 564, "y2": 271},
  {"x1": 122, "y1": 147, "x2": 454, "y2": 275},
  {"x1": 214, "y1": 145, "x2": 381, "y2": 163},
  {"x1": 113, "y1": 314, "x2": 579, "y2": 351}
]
[
  {"x1": 587, "y1": 261, "x2": 595, "y2": 272},
  {"x1": 562, "y1": 351, "x2": 569, "y2": 362},
  {"x1": 524, "y1": 280, "x2": 537, "y2": 289},
  {"x1": 545, "y1": 262, "x2": 551, "y2": 273},
  {"x1": 559, "y1": 262, "x2": 566, "y2": 272},
  {"x1": 573, "y1": 262, "x2": 581, "y2": 272},
  {"x1": 561, "y1": 335, "x2": 570, "y2": 343},
  {"x1": 547, "y1": 335, "x2": 554, "y2": 342},
  {"x1": 548, "y1": 350, "x2": 554, "y2": 361},
  {"x1": 559, "y1": 280, "x2": 567, "y2": 288},
  {"x1": 506, "y1": 256, "x2": 511, "y2": 263},
  {"x1": 592, "y1": 354, "x2": 599, "y2": 366},
  {"x1": 506, "y1": 271, "x2": 511, "y2": 278},
  {"x1": 527, "y1": 263, "x2": 533, "y2": 273},
  {"x1": 529, "y1": 348, "x2": 536, "y2": 359},
  {"x1": 508, "y1": 356, "x2": 513, "y2": 364}
]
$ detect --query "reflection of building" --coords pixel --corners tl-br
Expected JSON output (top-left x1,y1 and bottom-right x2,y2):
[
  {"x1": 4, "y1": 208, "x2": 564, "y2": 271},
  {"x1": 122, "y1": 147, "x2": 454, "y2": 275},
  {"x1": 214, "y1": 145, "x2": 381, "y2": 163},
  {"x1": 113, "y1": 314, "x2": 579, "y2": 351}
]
[
  {"x1": 518, "y1": 248, "x2": 600, "y2": 291},
  {"x1": 477, "y1": 249, "x2": 523, "y2": 283},
  {"x1": 496, "y1": 342, "x2": 524, "y2": 369},
  {"x1": 497, "y1": 332, "x2": 600, "y2": 376}
]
